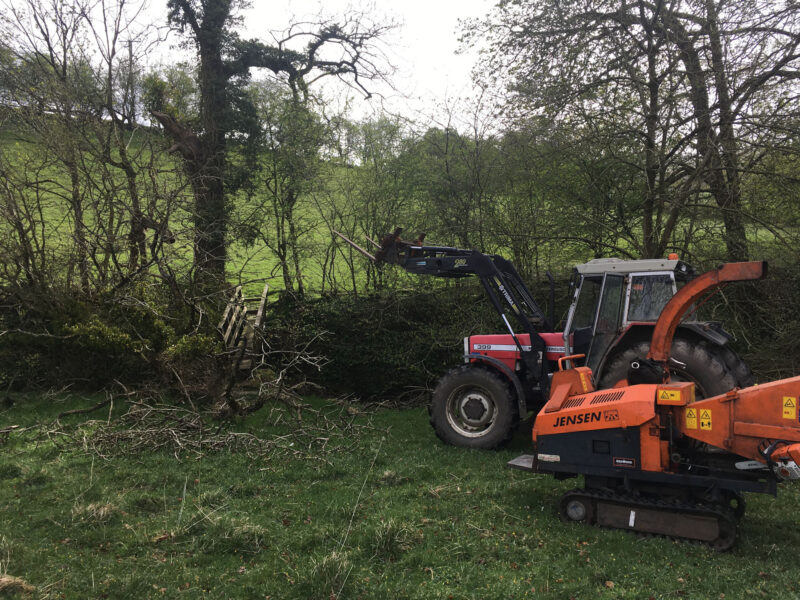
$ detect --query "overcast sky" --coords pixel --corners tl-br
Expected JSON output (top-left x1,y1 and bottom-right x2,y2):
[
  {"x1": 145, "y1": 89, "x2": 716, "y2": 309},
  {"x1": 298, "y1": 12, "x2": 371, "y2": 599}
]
[
  {"x1": 152, "y1": 0, "x2": 495, "y2": 121},
  {"x1": 255, "y1": 0, "x2": 494, "y2": 117}
]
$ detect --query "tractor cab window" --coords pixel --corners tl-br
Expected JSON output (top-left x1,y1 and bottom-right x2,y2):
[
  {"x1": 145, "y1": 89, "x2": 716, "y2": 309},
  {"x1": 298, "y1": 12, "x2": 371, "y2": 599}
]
[
  {"x1": 586, "y1": 274, "x2": 625, "y2": 369},
  {"x1": 627, "y1": 274, "x2": 676, "y2": 322},
  {"x1": 571, "y1": 277, "x2": 602, "y2": 331}
]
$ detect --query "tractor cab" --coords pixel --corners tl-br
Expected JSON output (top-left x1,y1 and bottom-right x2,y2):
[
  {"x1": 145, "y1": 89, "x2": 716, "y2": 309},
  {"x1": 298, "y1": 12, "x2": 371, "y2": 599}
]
[{"x1": 565, "y1": 257, "x2": 696, "y2": 373}]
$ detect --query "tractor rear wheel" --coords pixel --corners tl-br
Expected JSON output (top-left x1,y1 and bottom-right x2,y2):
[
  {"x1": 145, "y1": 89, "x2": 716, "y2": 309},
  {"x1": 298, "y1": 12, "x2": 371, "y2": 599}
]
[
  {"x1": 429, "y1": 366, "x2": 518, "y2": 449},
  {"x1": 598, "y1": 337, "x2": 743, "y2": 399},
  {"x1": 718, "y1": 344, "x2": 755, "y2": 388}
]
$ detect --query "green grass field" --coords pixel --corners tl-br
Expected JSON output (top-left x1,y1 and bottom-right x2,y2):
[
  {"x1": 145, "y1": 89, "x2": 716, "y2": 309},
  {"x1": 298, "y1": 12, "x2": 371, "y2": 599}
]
[
  {"x1": 4, "y1": 119, "x2": 798, "y2": 304},
  {"x1": 2, "y1": 393, "x2": 800, "y2": 599},
  {"x1": 0, "y1": 124, "x2": 419, "y2": 299}
]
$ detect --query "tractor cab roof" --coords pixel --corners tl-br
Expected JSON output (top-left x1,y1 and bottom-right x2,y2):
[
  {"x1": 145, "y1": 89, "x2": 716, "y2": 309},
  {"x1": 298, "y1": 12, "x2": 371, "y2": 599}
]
[{"x1": 575, "y1": 257, "x2": 695, "y2": 279}]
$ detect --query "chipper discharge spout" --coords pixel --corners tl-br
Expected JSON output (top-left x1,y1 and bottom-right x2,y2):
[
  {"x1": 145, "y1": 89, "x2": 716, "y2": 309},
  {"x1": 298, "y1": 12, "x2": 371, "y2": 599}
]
[{"x1": 508, "y1": 260, "x2": 800, "y2": 550}]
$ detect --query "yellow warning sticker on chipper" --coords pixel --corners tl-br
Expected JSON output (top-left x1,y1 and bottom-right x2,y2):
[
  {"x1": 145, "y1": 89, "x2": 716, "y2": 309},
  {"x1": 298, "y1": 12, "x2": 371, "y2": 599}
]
[
  {"x1": 685, "y1": 408, "x2": 697, "y2": 429},
  {"x1": 700, "y1": 409, "x2": 712, "y2": 431},
  {"x1": 783, "y1": 397, "x2": 797, "y2": 420},
  {"x1": 659, "y1": 390, "x2": 681, "y2": 403}
]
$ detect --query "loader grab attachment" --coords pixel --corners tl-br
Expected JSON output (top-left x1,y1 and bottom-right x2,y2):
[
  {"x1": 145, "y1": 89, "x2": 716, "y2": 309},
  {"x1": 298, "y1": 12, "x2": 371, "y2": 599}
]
[{"x1": 511, "y1": 259, "x2": 800, "y2": 550}]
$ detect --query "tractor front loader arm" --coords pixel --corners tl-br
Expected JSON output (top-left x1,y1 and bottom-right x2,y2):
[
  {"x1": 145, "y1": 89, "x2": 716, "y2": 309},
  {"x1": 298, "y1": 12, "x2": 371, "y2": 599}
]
[{"x1": 333, "y1": 228, "x2": 554, "y2": 390}]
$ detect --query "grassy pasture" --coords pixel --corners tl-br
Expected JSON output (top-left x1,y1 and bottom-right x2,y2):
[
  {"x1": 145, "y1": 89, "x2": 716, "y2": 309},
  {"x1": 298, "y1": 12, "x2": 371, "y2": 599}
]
[
  {"x1": 1, "y1": 394, "x2": 800, "y2": 599},
  {"x1": 3, "y1": 120, "x2": 798, "y2": 302},
  {"x1": 0, "y1": 124, "x2": 405, "y2": 298}
]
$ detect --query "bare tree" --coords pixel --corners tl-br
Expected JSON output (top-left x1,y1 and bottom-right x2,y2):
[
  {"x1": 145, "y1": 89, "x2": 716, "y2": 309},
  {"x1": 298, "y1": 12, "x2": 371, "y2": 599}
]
[
  {"x1": 473, "y1": 0, "x2": 800, "y2": 261},
  {"x1": 1, "y1": 0, "x2": 97, "y2": 291},
  {"x1": 153, "y1": 1, "x2": 393, "y2": 287},
  {"x1": 0, "y1": 0, "x2": 188, "y2": 300}
]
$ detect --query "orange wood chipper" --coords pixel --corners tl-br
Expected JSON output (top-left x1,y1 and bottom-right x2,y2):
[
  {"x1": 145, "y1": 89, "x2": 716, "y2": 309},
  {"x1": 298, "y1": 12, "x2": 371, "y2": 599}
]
[{"x1": 509, "y1": 261, "x2": 800, "y2": 550}]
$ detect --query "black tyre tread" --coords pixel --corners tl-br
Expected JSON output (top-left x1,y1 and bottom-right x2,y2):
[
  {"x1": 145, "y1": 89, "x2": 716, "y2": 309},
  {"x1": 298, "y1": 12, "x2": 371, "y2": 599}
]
[
  {"x1": 674, "y1": 338, "x2": 737, "y2": 396},
  {"x1": 598, "y1": 336, "x2": 738, "y2": 398},
  {"x1": 597, "y1": 341, "x2": 649, "y2": 390},
  {"x1": 717, "y1": 344, "x2": 755, "y2": 388},
  {"x1": 429, "y1": 365, "x2": 518, "y2": 449}
]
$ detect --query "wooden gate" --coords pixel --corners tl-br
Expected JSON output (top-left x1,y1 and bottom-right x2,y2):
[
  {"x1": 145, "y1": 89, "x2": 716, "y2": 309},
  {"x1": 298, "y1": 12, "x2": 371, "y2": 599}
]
[{"x1": 218, "y1": 283, "x2": 270, "y2": 372}]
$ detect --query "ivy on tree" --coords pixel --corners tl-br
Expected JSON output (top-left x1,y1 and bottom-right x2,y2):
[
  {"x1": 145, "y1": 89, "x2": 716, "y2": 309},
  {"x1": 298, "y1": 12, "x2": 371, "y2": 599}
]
[{"x1": 153, "y1": 0, "x2": 390, "y2": 283}]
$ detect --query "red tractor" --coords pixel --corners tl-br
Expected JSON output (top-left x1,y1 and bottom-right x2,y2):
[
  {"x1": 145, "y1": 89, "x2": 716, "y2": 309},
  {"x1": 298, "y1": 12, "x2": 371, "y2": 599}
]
[{"x1": 336, "y1": 229, "x2": 753, "y2": 449}]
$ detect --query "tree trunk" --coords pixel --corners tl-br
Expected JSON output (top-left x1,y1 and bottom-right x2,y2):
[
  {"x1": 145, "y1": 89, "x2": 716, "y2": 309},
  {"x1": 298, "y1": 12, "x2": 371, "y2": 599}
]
[
  {"x1": 704, "y1": 0, "x2": 748, "y2": 261},
  {"x1": 67, "y1": 157, "x2": 90, "y2": 293},
  {"x1": 641, "y1": 33, "x2": 660, "y2": 258},
  {"x1": 192, "y1": 34, "x2": 228, "y2": 279},
  {"x1": 660, "y1": 9, "x2": 749, "y2": 261},
  {"x1": 288, "y1": 214, "x2": 305, "y2": 299}
]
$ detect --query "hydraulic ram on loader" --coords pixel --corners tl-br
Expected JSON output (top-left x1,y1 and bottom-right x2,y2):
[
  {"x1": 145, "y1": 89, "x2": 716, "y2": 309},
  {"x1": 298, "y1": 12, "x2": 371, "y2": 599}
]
[{"x1": 511, "y1": 260, "x2": 800, "y2": 550}]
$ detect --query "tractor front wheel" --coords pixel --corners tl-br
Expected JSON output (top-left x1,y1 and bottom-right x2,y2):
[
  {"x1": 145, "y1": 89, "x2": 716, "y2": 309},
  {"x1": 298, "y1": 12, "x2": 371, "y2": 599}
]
[{"x1": 429, "y1": 366, "x2": 518, "y2": 449}]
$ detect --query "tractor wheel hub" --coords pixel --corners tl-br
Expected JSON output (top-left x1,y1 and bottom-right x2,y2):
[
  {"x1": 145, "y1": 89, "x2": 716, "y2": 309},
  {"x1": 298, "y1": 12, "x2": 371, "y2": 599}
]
[
  {"x1": 462, "y1": 396, "x2": 488, "y2": 420},
  {"x1": 460, "y1": 393, "x2": 492, "y2": 424},
  {"x1": 445, "y1": 386, "x2": 497, "y2": 438}
]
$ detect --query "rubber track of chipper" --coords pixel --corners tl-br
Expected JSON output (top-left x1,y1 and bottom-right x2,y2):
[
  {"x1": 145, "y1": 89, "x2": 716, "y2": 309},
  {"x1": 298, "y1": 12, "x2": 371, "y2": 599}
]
[{"x1": 559, "y1": 488, "x2": 737, "y2": 551}]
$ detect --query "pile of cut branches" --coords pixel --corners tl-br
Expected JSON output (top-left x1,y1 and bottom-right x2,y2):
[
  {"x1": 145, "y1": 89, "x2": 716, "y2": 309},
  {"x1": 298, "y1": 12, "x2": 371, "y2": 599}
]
[
  {"x1": 87, "y1": 395, "x2": 379, "y2": 463},
  {"x1": 3, "y1": 387, "x2": 383, "y2": 464}
]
